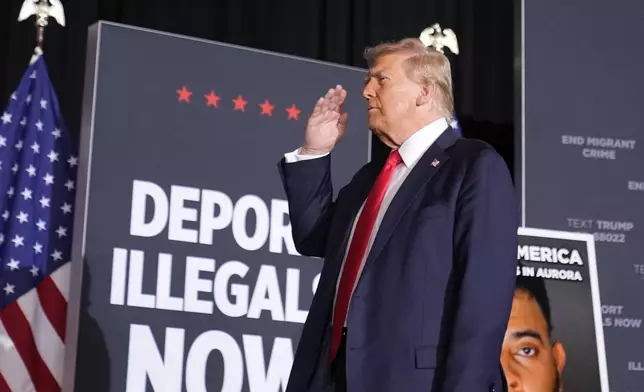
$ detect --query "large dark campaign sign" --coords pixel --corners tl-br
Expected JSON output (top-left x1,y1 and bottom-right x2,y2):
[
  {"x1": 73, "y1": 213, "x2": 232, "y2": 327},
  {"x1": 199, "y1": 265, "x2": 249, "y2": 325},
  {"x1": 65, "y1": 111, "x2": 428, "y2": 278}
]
[
  {"x1": 520, "y1": 1, "x2": 644, "y2": 391},
  {"x1": 63, "y1": 22, "x2": 370, "y2": 391}
]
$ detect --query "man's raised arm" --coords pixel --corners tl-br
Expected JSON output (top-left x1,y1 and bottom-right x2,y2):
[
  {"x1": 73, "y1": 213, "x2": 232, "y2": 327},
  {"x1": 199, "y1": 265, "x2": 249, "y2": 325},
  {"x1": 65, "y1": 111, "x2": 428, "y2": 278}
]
[{"x1": 277, "y1": 86, "x2": 348, "y2": 258}]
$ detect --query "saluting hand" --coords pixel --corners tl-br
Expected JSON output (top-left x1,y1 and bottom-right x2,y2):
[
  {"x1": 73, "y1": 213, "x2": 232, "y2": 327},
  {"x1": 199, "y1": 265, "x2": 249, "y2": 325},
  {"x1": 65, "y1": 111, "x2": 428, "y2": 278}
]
[{"x1": 300, "y1": 85, "x2": 348, "y2": 155}]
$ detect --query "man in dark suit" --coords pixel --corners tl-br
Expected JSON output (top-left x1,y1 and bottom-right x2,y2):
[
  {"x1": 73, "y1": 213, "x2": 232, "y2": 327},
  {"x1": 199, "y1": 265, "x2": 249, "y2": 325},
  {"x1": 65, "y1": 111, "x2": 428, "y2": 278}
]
[{"x1": 278, "y1": 38, "x2": 518, "y2": 392}]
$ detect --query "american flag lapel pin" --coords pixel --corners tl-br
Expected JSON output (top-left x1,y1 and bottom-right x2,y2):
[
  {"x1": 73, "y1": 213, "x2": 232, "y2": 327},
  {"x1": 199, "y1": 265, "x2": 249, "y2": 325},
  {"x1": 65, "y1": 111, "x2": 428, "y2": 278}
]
[{"x1": 431, "y1": 159, "x2": 440, "y2": 167}]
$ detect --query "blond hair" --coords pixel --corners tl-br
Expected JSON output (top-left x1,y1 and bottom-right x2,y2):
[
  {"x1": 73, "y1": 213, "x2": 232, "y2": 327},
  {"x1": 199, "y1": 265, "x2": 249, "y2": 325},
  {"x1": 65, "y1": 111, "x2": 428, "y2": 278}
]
[{"x1": 363, "y1": 38, "x2": 454, "y2": 120}]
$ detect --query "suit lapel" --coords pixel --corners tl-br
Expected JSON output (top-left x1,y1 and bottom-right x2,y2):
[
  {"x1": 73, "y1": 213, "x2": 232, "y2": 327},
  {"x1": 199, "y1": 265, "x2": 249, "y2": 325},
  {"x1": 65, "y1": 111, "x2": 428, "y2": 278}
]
[{"x1": 360, "y1": 128, "x2": 459, "y2": 274}]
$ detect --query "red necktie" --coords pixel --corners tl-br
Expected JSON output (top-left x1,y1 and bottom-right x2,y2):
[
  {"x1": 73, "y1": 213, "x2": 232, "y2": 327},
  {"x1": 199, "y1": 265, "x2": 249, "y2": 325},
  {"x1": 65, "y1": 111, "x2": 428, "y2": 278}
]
[{"x1": 329, "y1": 149, "x2": 403, "y2": 363}]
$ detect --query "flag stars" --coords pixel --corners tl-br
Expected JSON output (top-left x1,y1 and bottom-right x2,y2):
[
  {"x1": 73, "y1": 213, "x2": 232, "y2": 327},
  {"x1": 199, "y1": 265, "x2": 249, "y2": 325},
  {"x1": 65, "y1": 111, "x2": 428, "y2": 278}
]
[
  {"x1": 39, "y1": 196, "x2": 50, "y2": 208},
  {"x1": 1, "y1": 112, "x2": 11, "y2": 124},
  {"x1": 26, "y1": 165, "x2": 37, "y2": 177},
  {"x1": 232, "y1": 95, "x2": 248, "y2": 111},
  {"x1": 61, "y1": 203, "x2": 72, "y2": 214},
  {"x1": 56, "y1": 226, "x2": 67, "y2": 238},
  {"x1": 259, "y1": 100, "x2": 275, "y2": 116},
  {"x1": 6, "y1": 259, "x2": 19, "y2": 271},
  {"x1": 205, "y1": 91, "x2": 221, "y2": 107},
  {"x1": 11, "y1": 235, "x2": 24, "y2": 247},
  {"x1": 51, "y1": 250, "x2": 63, "y2": 261},
  {"x1": 67, "y1": 156, "x2": 78, "y2": 167},
  {"x1": 177, "y1": 86, "x2": 192, "y2": 103},
  {"x1": 286, "y1": 104, "x2": 301, "y2": 120},
  {"x1": 16, "y1": 211, "x2": 28, "y2": 224},
  {"x1": 47, "y1": 150, "x2": 59, "y2": 162},
  {"x1": 1, "y1": 62, "x2": 75, "y2": 298},
  {"x1": 21, "y1": 188, "x2": 33, "y2": 200},
  {"x1": 3, "y1": 284, "x2": 15, "y2": 296}
]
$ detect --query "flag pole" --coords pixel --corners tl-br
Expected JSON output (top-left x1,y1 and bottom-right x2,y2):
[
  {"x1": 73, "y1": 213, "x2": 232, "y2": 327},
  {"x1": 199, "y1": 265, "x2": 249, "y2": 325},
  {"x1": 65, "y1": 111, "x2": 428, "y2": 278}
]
[{"x1": 16, "y1": 0, "x2": 67, "y2": 64}]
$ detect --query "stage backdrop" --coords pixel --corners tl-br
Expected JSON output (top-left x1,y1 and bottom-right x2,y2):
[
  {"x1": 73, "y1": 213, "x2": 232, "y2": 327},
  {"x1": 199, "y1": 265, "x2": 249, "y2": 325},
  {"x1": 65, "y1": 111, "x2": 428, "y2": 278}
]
[
  {"x1": 62, "y1": 21, "x2": 370, "y2": 392},
  {"x1": 520, "y1": 0, "x2": 644, "y2": 391}
]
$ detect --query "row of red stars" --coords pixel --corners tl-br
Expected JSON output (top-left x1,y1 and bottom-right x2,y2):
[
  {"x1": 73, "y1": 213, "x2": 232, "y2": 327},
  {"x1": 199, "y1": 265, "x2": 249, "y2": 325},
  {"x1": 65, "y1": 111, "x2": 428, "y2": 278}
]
[{"x1": 176, "y1": 86, "x2": 303, "y2": 120}]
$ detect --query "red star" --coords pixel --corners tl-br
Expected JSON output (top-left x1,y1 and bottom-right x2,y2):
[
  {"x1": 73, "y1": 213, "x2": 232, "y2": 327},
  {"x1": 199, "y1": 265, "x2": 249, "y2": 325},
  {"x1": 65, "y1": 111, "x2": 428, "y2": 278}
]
[
  {"x1": 286, "y1": 104, "x2": 301, "y2": 120},
  {"x1": 259, "y1": 100, "x2": 275, "y2": 116},
  {"x1": 205, "y1": 91, "x2": 221, "y2": 107},
  {"x1": 232, "y1": 95, "x2": 248, "y2": 111},
  {"x1": 177, "y1": 86, "x2": 192, "y2": 103}
]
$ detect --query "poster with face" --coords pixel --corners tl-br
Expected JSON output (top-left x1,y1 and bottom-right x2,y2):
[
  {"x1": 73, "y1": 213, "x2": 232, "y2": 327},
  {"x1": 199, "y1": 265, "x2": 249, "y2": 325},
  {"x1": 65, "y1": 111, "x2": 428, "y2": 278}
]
[{"x1": 502, "y1": 227, "x2": 609, "y2": 392}]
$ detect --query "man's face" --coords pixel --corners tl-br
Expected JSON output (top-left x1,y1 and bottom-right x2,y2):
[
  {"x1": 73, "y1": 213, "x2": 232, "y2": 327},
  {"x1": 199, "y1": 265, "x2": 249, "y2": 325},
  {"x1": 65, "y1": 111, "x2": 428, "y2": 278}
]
[
  {"x1": 501, "y1": 289, "x2": 566, "y2": 392},
  {"x1": 361, "y1": 53, "x2": 423, "y2": 147}
]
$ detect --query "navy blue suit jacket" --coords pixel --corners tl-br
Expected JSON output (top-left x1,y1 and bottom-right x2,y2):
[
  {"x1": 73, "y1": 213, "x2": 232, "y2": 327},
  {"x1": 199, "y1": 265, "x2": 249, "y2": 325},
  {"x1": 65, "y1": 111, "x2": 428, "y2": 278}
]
[{"x1": 278, "y1": 128, "x2": 518, "y2": 392}]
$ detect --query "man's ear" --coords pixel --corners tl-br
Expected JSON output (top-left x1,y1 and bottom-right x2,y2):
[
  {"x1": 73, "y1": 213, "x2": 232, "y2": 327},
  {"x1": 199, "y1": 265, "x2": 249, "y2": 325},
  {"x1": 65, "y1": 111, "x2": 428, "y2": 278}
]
[
  {"x1": 552, "y1": 341, "x2": 567, "y2": 383},
  {"x1": 416, "y1": 83, "x2": 436, "y2": 107}
]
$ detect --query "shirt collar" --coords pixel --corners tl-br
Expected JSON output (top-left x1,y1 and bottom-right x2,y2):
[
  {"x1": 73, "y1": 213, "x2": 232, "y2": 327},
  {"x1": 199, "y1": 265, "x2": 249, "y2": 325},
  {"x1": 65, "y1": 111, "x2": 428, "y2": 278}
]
[{"x1": 396, "y1": 117, "x2": 449, "y2": 169}]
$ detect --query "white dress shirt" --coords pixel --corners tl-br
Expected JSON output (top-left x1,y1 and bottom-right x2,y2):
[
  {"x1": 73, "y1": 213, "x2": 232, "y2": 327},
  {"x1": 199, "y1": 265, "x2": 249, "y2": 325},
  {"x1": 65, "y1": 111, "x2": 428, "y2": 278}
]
[{"x1": 284, "y1": 117, "x2": 449, "y2": 324}]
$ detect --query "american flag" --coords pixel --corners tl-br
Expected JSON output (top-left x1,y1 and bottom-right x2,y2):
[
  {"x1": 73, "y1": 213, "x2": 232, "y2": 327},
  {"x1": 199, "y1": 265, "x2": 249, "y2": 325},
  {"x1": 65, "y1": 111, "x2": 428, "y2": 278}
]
[{"x1": 0, "y1": 56, "x2": 77, "y2": 391}]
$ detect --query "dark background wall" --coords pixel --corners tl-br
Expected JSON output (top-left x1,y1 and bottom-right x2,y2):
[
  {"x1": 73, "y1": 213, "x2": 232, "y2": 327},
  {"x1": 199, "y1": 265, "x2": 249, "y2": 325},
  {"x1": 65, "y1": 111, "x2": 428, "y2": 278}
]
[
  {"x1": 0, "y1": 0, "x2": 515, "y2": 168},
  {"x1": 520, "y1": 0, "x2": 644, "y2": 391}
]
